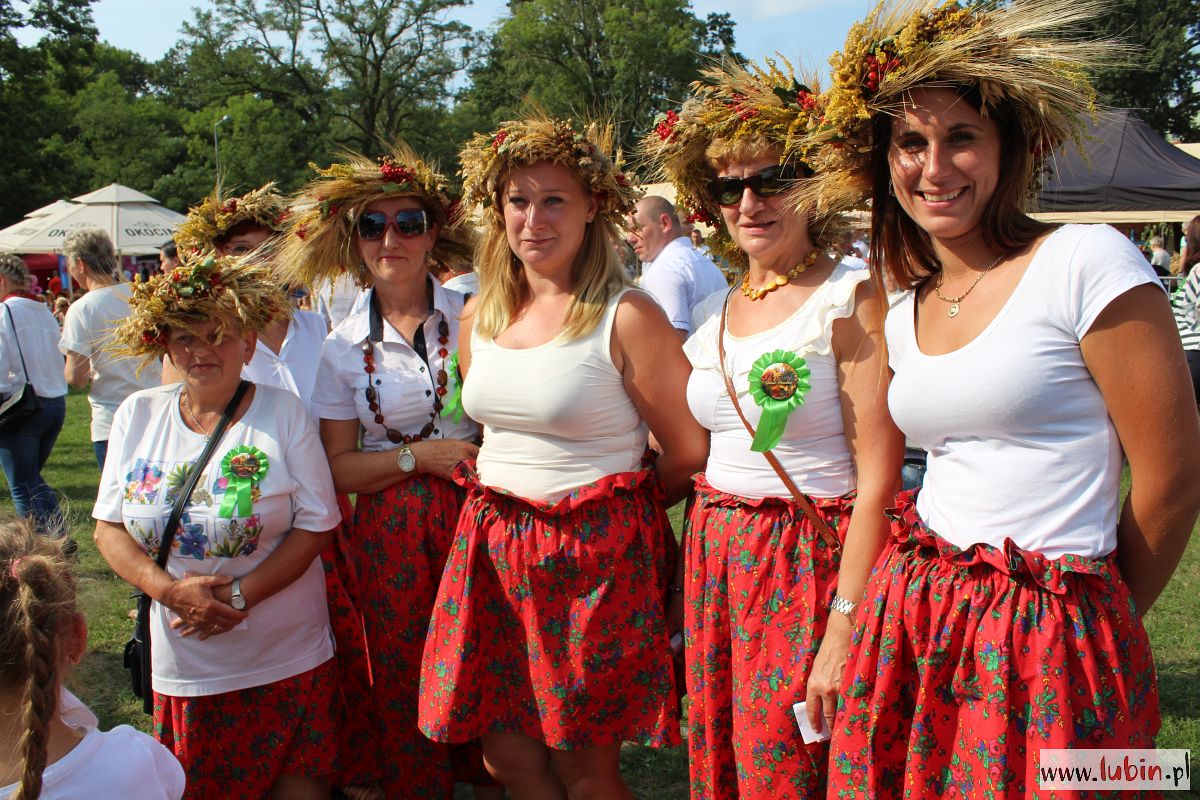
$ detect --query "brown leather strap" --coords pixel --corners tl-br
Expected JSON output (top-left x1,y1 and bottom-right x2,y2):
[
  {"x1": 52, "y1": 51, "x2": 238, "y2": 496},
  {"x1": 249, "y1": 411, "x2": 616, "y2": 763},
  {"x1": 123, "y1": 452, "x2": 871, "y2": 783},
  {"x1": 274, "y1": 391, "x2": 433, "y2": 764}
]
[{"x1": 717, "y1": 290, "x2": 840, "y2": 551}]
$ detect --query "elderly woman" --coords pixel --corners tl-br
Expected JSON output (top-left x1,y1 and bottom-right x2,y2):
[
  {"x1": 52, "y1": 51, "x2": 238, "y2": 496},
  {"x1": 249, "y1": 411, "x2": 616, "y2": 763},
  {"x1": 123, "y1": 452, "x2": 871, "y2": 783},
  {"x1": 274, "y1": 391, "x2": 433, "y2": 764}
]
[
  {"x1": 417, "y1": 116, "x2": 708, "y2": 798},
  {"x1": 276, "y1": 143, "x2": 492, "y2": 800},
  {"x1": 60, "y1": 227, "x2": 161, "y2": 469},
  {"x1": 641, "y1": 61, "x2": 902, "y2": 799},
  {"x1": 806, "y1": 2, "x2": 1200, "y2": 794},
  {"x1": 93, "y1": 254, "x2": 341, "y2": 799},
  {"x1": 0, "y1": 254, "x2": 68, "y2": 531},
  {"x1": 168, "y1": 185, "x2": 328, "y2": 405}
]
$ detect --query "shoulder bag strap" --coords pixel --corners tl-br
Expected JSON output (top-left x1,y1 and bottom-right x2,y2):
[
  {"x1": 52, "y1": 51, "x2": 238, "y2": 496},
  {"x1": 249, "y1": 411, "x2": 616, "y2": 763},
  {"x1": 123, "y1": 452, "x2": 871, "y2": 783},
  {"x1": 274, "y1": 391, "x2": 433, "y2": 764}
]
[
  {"x1": 716, "y1": 291, "x2": 840, "y2": 550},
  {"x1": 155, "y1": 380, "x2": 251, "y2": 567},
  {"x1": 2, "y1": 303, "x2": 31, "y2": 385}
]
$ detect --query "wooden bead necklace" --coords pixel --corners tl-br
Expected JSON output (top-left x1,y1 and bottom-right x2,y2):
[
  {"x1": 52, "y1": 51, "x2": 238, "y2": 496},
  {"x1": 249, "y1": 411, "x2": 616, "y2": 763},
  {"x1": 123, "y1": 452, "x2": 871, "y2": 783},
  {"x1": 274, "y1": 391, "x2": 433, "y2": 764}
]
[
  {"x1": 361, "y1": 317, "x2": 450, "y2": 444},
  {"x1": 740, "y1": 248, "x2": 820, "y2": 301}
]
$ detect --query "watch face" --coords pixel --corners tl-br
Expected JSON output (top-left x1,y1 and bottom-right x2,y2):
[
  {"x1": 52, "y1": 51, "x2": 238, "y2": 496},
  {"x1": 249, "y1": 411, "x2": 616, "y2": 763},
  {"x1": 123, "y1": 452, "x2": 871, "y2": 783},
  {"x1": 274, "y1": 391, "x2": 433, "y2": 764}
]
[
  {"x1": 398, "y1": 448, "x2": 417, "y2": 472},
  {"x1": 231, "y1": 594, "x2": 247, "y2": 611}
]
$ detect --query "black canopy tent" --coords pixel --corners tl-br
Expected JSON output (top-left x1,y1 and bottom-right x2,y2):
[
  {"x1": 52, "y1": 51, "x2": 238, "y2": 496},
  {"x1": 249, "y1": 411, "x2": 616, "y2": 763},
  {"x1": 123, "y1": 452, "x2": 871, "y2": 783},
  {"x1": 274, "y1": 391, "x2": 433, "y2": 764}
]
[{"x1": 1033, "y1": 110, "x2": 1200, "y2": 221}]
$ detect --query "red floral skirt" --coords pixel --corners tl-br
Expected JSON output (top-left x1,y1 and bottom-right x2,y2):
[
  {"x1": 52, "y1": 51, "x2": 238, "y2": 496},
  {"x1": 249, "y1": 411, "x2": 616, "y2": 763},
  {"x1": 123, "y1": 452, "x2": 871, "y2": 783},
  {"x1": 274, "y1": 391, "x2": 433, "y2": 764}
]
[
  {"x1": 153, "y1": 660, "x2": 336, "y2": 800},
  {"x1": 325, "y1": 477, "x2": 491, "y2": 796},
  {"x1": 829, "y1": 490, "x2": 1161, "y2": 799},
  {"x1": 418, "y1": 462, "x2": 680, "y2": 750},
  {"x1": 684, "y1": 474, "x2": 852, "y2": 800}
]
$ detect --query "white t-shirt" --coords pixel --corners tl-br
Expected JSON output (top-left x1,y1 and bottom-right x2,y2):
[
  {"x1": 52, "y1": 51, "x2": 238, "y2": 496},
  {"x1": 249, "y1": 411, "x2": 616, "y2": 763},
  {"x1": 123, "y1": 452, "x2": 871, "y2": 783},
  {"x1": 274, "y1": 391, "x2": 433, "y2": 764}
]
[
  {"x1": 311, "y1": 278, "x2": 478, "y2": 449},
  {"x1": 94, "y1": 383, "x2": 340, "y2": 696},
  {"x1": 240, "y1": 309, "x2": 327, "y2": 410},
  {"x1": 311, "y1": 272, "x2": 369, "y2": 330},
  {"x1": 685, "y1": 264, "x2": 867, "y2": 499},
  {"x1": 0, "y1": 725, "x2": 185, "y2": 800},
  {"x1": 887, "y1": 224, "x2": 1158, "y2": 558},
  {"x1": 0, "y1": 297, "x2": 68, "y2": 399},
  {"x1": 59, "y1": 283, "x2": 162, "y2": 441},
  {"x1": 640, "y1": 237, "x2": 729, "y2": 334}
]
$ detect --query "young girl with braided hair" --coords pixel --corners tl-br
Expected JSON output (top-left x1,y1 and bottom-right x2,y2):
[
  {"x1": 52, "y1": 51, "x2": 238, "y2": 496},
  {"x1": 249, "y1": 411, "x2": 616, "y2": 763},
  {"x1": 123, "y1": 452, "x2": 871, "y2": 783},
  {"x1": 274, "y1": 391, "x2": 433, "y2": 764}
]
[{"x1": 0, "y1": 516, "x2": 183, "y2": 799}]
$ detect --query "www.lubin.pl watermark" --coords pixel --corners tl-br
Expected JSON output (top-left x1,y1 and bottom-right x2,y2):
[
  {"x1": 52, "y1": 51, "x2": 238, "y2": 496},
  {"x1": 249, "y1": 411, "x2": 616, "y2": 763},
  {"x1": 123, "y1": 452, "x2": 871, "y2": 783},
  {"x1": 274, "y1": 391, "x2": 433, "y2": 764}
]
[{"x1": 1038, "y1": 749, "x2": 1191, "y2": 790}]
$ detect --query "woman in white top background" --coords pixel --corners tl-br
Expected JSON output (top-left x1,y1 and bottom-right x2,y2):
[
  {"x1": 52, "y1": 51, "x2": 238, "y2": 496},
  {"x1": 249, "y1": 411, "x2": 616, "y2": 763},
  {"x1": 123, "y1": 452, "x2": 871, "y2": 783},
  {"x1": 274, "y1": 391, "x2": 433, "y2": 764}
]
[
  {"x1": 805, "y1": 2, "x2": 1200, "y2": 795},
  {"x1": 277, "y1": 143, "x2": 494, "y2": 800},
  {"x1": 642, "y1": 60, "x2": 902, "y2": 799},
  {"x1": 0, "y1": 253, "x2": 69, "y2": 531},
  {"x1": 418, "y1": 116, "x2": 707, "y2": 799}
]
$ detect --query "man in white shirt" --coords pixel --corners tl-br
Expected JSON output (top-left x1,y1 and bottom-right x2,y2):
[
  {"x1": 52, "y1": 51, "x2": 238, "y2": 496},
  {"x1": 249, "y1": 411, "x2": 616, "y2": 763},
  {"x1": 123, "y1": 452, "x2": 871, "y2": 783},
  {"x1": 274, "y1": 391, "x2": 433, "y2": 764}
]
[{"x1": 628, "y1": 196, "x2": 728, "y2": 336}]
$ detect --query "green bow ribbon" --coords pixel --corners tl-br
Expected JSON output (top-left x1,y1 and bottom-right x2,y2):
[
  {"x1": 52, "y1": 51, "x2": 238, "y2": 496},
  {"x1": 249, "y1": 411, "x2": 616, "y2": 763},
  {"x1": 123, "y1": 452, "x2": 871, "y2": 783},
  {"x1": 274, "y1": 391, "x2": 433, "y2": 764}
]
[
  {"x1": 443, "y1": 351, "x2": 465, "y2": 424},
  {"x1": 747, "y1": 350, "x2": 810, "y2": 452},
  {"x1": 218, "y1": 445, "x2": 269, "y2": 518}
]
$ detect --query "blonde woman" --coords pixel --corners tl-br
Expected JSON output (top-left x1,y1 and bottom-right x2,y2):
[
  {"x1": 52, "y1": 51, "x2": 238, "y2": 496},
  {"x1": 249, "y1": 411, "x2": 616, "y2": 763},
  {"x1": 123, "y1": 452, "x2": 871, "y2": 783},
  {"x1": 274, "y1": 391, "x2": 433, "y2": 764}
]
[{"x1": 419, "y1": 117, "x2": 708, "y2": 799}]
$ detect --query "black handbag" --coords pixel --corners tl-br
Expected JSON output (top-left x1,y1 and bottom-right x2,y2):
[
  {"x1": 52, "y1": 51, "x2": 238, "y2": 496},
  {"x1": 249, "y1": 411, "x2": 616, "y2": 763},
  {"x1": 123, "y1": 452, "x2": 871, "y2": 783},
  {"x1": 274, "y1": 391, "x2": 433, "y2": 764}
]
[
  {"x1": 0, "y1": 303, "x2": 40, "y2": 432},
  {"x1": 123, "y1": 380, "x2": 249, "y2": 713}
]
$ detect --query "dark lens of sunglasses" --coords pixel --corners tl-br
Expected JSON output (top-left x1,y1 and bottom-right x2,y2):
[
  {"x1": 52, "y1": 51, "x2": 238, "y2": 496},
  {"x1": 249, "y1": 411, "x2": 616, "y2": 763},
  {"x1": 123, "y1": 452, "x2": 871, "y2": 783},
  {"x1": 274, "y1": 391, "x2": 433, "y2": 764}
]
[
  {"x1": 393, "y1": 210, "x2": 427, "y2": 237},
  {"x1": 709, "y1": 167, "x2": 792, "y2": 207},
  {"x1": 357, "y1": 212, "x2": 388, "y2": 240}
]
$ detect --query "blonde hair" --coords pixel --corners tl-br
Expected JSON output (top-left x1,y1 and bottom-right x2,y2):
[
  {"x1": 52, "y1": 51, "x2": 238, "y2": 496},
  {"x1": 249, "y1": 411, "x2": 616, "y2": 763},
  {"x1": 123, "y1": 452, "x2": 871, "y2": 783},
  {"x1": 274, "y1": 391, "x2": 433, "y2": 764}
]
[
  {"x1": 472, "y1": 169, "x2": 630, "y2": 341},
  {"x1": 1, "y1": 517, "x2": 78, "y2": 800}
]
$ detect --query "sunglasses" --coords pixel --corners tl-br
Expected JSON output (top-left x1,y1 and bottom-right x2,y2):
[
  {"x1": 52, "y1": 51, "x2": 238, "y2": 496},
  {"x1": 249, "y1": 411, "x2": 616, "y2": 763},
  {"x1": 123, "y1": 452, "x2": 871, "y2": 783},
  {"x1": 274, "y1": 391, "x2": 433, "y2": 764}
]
[
  {"x1": 707, "y1": 165, "x2": 799, "y2": 207},
  {"x1": 356, "y1": 209, "x2": 429, "y2": 240}
]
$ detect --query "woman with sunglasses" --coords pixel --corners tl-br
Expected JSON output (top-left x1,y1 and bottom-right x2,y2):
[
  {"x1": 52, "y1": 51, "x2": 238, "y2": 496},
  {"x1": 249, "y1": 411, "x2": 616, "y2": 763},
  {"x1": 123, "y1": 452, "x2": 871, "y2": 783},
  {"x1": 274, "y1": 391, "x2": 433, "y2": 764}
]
[
  {"x1": 807, "y1": 2, "x2": 1200, "y2": 794},
  {"x1": 641, "y1": 60, "x2": 902, "y2": 799},
  {"x1": 277, "y1": 144, "x2": 494, "y2": 800},
  {"x1": 417, "y1": 116, "x2": 707, "y2": 798},
  {"x1": 171, "y1": 184, "x2": 329, "y2": 410}
]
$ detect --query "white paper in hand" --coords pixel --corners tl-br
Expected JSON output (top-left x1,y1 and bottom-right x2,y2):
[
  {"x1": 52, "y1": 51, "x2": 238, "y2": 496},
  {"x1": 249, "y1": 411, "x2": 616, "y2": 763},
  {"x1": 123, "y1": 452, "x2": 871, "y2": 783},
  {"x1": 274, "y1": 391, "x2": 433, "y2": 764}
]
[{"x1": 792, "y1": 701, "x2": 832, "y2": 744}]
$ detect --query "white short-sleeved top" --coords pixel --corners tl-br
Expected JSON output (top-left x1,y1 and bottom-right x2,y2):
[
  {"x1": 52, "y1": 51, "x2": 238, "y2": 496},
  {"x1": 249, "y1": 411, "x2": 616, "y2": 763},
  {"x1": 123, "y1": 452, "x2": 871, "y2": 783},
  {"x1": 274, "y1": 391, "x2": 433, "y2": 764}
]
[
  {"x1": 94, "y1": 383, "x2": 341, "y2": 696},
  {"x1": 1, "y1": 296, "x2": 68, "y2": 399},
  {"x1": 887, "y1": 224, "x2": 1159, "y2": 558},
  {"x1": 241, "y1": 309, "x2": 328, "y2": 410},
  {"x1": 58, "y1": 283, "x2": 162, "y2": 440},
  {"x1": 465, "y1": 289, "x2": 648, "y2": 502},
  {"x1": 0, "y1": 725, "x2": 185, "y2": 800},
  {"x1": 685, "y1": 263, "x2": 868, "y2": 499},
  {"x1": 640, "y1": 237, "x2": 729, "y2": 334},
  {"x1": 310, "y1": 277, "x2": 478, "y2": 449}
]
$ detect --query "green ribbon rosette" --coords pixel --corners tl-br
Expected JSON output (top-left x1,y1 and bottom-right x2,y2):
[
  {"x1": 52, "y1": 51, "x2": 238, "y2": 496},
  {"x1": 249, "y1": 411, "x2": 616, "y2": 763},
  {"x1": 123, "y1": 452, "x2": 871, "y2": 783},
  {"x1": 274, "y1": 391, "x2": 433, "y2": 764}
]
[
  {"x1": 443, "y1": 351, "x2": 465, "y2": 423},
  {"x1": 747, "y1": 350, "x2": 810, "y2": 452},
  {"x1": 217, "y1": 445, "x2": 269, "y2": 518}
]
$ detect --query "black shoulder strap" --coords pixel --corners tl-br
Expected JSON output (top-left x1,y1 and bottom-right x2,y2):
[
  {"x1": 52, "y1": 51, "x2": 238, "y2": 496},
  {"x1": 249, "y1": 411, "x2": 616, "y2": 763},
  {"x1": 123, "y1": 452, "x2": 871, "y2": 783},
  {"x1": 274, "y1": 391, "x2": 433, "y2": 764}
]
[{"x1": 155, "y1": 380, "x2": 250, "y2": 568}]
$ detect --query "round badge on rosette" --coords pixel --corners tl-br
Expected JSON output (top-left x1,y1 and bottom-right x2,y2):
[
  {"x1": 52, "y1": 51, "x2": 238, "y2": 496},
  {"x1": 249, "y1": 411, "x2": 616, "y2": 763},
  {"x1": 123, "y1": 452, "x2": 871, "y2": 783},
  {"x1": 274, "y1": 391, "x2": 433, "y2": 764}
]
[
  {"x1": 747, "y1": 350, "x2": 811, "y2": 452},
  {"x1": 218, "y1": 445, "x2": 269, "y2": 518}
]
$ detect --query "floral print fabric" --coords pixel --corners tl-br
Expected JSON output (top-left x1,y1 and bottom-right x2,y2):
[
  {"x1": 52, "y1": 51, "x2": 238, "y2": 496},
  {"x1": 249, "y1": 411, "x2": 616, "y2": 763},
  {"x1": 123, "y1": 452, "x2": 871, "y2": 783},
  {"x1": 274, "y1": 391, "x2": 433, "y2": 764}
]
[
  {"x1": 153, "y1": 660, "x2": 336, "y2": 800},
  {"x1": 418, "y1": 462, "x2": 680, "y2": 750},
  {"x1": 829, "y1": 490, "x2": 1160, "y2": 799},
  {"x1": 684, "y1": 474, "x2": 852, "y2": 800}
]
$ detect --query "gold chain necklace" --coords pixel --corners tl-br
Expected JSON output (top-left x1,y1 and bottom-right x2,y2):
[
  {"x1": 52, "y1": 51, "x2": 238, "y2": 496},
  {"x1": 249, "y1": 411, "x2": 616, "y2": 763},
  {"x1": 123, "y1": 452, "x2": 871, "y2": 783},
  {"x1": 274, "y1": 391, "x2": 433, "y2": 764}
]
[
  {"x1": 181, "y1": 392, "x2": 212, "y2": 435},
  {"x1": 741, "y1": 249, "x2": 820, "y2": 301},
  {"x1": 932, "y1": 253, "x2": 1004, "y2": 318}
]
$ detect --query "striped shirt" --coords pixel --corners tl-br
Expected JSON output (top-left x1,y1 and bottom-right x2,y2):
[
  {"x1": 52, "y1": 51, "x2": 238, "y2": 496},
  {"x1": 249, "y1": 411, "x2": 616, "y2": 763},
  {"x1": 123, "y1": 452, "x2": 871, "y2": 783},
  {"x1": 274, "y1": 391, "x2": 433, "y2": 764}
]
[{"x1": 1173, "y1": 264, "x2": 1200, "y2": 351}]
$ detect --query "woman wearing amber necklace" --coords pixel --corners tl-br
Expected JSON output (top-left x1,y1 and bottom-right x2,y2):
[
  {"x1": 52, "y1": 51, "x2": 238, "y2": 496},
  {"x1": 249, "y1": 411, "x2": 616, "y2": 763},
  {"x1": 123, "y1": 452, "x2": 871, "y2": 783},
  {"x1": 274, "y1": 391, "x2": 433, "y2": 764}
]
[
  {"x1": 276, "y1": 142, "x2": 494, "y2": 800},
  {"x1": 641, "y1": 61, "x2": 902, "y2": 799},
  {"x1": 804, "y1": 1, "x2": 1200, "y2": 795}
]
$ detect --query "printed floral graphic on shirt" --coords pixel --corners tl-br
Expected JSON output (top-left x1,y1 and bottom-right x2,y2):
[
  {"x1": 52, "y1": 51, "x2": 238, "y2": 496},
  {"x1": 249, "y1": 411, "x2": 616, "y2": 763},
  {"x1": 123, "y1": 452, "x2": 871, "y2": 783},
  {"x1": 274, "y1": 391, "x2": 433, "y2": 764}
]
[
  {"x1": 163, "y1": 462, "x2": 214, "y2": 508},
  {"x1": 209, "y1": 515, "x2": 263, "y2": 558},
  {"x1": 123, "y1": 459, "x2": 167, "y2": 504},
  {"x1": 127, "y1": 517, "x2": 164, "y2": 559}
]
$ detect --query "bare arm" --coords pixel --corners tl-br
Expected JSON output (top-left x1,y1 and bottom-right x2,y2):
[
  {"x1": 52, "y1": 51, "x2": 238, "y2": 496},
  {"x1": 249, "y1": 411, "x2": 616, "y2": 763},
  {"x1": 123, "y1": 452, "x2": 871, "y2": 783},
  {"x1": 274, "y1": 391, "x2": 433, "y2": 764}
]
[
  {"x1": 93, "y1": 519, "x2": 247, "y2": 630},
  {"x1": 612, "y1": 291, "x2": 708, "y2": 505},
  {"x1": 806, "y1": 280, "x2": 904, "y2": 728},
  {"x1": 1081, "y1": 283, "x2": 1200, "y2": 614},
  {"x1": 63, "y1": 351, "x2": 91, "y2": 389}
]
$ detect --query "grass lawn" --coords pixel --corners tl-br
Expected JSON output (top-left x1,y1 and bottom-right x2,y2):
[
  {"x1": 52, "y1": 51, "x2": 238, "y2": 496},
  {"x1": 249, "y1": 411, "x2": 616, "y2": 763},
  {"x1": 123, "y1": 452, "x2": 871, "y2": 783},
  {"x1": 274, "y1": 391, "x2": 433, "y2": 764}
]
[{"x1": 4, "y1": 389, "x2": 1196, "y2": 798}]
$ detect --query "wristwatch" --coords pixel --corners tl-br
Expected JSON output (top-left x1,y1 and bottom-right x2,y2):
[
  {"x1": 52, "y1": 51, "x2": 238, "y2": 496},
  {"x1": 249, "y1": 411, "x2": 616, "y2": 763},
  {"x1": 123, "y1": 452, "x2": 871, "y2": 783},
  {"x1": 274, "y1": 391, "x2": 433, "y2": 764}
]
[
  {"x1": 230, "y1": 578, "x2": 247, "y2": 611},
  {"x1": 396, "y1": 444, "x2": 417, "y2": 473},
  {"x1": 829, "y1": 594, "x2": 859, "y2": 618}
]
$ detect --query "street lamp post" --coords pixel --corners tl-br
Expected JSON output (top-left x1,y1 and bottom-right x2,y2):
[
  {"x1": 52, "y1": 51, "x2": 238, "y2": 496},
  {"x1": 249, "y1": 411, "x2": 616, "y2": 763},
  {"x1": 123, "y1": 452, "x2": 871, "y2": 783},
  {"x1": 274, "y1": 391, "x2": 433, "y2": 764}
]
[{"x1": 213, "y1": 115, "x2": 231, "y2": 194}]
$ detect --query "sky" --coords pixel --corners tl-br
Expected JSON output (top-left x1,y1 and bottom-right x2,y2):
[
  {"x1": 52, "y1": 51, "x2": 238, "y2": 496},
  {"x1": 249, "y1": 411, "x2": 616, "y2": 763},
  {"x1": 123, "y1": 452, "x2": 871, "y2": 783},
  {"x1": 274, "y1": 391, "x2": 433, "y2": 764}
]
[{"x1": 51, "y1": 0, "x2": 877, "y2": 83}]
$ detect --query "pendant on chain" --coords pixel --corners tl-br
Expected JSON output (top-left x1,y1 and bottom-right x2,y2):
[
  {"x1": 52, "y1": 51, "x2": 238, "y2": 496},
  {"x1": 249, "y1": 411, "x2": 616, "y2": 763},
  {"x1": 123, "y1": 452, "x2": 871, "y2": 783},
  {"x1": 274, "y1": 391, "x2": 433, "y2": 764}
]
[{"x1": 948, "y1": 303, "x2": 960, "y2": 318}]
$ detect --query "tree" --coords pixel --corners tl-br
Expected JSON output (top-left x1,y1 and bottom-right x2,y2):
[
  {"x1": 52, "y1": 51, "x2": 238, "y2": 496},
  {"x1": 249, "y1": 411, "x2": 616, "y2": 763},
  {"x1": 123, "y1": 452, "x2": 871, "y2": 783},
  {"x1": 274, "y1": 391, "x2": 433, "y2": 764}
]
[
  {"x1": 1086, "y1": 0, "x2": 1200, "y2": 139},
  {"x1": 173, "y1": 0, "x2": 475, "y2": 157}
]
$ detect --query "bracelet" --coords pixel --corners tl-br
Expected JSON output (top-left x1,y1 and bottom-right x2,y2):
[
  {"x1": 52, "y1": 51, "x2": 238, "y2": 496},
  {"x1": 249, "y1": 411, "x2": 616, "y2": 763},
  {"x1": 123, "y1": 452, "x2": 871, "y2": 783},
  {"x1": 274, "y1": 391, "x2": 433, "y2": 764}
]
[{"x1": 829, "y1": 594, "x2": 860, "y2": 617}]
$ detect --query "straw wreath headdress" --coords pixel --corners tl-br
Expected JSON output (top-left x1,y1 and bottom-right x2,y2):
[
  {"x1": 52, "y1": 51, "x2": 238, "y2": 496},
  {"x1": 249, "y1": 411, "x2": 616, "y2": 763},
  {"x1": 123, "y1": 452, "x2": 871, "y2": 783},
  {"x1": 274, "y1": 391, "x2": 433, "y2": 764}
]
[
  {"x1": 174, "y1": 183, "x2": 288, "y2": 256},
  {"x1": 800, "y1": 0, "x2": 1117, "y2": 215},
  {"x1": 639, "y1": 57, "x2": 840, "y2": 268},
  {"x1": 113, "y1": 252, "x2": 287, "y2": 367},
  {"x1": 459, "y1": 114, "x2": 639, "y2": 228},
  {"x1": 275, "y1": 141, "x2": 473, "y2": 290}
]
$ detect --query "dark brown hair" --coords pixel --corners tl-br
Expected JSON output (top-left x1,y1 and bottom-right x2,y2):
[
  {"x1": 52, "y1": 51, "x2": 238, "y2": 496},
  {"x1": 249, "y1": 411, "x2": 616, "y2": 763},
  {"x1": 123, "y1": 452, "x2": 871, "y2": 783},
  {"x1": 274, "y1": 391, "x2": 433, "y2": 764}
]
[
  {"x1": 1184, "y1": 215, "x2": 1200, "y2": 274},
  {"x1": 869, "y1": 87, "x2": 1055, "y2": 290},
  {"x1": 1, "y1": 517, "x2": 78, "y2": 800},
  {"x1": 213, "y1": 219, "x2": 272, "y2": 248}
]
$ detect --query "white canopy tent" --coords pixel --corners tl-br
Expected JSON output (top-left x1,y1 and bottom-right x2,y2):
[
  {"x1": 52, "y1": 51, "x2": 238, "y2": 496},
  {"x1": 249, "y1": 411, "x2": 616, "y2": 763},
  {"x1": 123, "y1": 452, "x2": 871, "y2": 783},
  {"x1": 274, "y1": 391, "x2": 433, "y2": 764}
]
[{"x1": 0, "y1": 183, "x2": 184, "y2": 255}]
